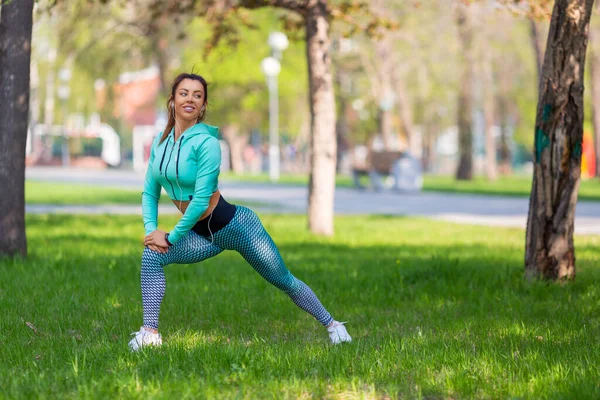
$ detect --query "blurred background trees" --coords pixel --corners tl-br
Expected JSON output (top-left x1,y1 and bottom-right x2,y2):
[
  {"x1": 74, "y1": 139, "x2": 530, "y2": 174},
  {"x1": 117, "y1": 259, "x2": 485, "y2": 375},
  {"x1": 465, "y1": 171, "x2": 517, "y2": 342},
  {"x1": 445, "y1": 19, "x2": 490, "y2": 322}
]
[{"x1": 27, "y1": 0, "x2": 565, "y2": 179}]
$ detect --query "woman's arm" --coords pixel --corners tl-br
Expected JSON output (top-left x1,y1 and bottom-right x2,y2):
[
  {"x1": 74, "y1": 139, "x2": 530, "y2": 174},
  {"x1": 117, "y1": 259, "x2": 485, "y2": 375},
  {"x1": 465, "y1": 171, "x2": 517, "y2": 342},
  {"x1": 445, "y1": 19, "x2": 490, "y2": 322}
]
[
  {"x1": 167, "y1": 136, "x2": 221, "y2": 244},
  {"x1": 141, "y1": 135, "x2": 162, "y2": 234}
]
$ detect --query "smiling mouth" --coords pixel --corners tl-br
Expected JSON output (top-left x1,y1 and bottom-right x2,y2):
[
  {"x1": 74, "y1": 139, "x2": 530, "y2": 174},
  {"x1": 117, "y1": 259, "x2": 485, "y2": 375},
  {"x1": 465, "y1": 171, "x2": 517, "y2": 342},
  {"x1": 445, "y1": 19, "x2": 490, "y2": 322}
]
[{"x1": 183, "y1": 106, "x2": 196, "y2": 112}]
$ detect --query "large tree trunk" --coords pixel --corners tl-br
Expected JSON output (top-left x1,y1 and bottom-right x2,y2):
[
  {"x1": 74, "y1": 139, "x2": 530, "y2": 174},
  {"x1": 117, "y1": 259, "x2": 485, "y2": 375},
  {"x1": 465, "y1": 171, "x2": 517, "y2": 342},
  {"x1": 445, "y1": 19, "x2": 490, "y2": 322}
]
[
  {"x1": 525, "y1": 0, "x2": 594, "y2": 281},
  {"x1": 455, "y1": 3, "x2": 474, "y2": 180},
  {"x1": 306, "y1": 0, "x2": 336, "y2": 236},
  {"x1": 0, "y1": 0, "x2": 34, "y2": 257}
]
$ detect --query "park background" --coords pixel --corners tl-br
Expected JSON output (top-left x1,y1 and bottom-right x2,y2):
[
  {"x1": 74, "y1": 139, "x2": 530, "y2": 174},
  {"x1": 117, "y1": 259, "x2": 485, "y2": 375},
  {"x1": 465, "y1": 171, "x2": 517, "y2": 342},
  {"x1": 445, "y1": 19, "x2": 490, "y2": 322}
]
[{"x1": 2, "y1": 0, "x2": 600, "y2": 399}]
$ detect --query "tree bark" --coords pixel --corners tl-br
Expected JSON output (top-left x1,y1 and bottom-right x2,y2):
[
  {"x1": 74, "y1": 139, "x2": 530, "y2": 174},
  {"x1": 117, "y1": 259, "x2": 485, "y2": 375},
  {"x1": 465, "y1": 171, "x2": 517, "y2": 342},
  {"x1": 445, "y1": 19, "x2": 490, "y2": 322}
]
[
  {"x1": 525, "y1": 0, "x2": 594, "y2": 281},
  {"x1": 305, "y1": 0, "x2": 336, "y2": 236},
  {"x1": 455, "y1": 3, "x2": 474, "y2": 180},
  {"x1": 0, "y1": 0, "x2": 34, "y2": 257}
]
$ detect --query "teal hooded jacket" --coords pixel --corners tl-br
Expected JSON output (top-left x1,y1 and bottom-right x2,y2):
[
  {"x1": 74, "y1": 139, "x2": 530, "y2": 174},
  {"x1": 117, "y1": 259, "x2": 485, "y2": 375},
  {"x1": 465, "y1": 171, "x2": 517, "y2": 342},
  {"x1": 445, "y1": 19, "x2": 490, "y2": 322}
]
[{"x1": 142, "y1": 122, "x2": 221, "y2": 244}]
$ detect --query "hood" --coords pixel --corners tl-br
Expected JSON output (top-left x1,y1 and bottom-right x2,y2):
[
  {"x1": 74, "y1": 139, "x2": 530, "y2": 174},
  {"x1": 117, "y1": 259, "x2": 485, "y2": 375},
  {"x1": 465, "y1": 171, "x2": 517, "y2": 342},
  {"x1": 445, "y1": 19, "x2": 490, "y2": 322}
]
[
  {"x1": 182, "y1": 122, "x2": 219, "y2": 139},
  {"x1": 158, "y1": 122, "x2": 219, "y2": 176}
]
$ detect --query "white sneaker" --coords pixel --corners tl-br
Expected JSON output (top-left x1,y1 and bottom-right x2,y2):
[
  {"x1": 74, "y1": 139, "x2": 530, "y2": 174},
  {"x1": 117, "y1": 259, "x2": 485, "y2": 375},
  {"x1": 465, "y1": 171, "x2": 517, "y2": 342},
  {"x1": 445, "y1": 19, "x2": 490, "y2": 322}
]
[
  {"x1": 327, "y1": 321, "x2": 352, "y2": 344},
  {"x1": 128, "y1": 326, "x2": 162, "y2": 351}
]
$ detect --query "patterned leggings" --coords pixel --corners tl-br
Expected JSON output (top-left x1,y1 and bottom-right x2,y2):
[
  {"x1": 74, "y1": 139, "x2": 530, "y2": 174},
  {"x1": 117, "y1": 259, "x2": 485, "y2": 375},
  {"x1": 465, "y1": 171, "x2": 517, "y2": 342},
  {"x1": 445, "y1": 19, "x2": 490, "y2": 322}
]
[{"x1": 140, "y1": 206, "x2": 334, "y2": 329}]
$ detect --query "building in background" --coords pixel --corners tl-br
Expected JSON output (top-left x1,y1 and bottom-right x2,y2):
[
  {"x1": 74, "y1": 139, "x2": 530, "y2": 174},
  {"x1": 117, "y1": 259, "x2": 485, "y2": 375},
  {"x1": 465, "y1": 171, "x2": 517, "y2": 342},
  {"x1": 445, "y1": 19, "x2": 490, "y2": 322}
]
[{"x1": 112, "y1": 66, "x2": 162, "y2": 127}]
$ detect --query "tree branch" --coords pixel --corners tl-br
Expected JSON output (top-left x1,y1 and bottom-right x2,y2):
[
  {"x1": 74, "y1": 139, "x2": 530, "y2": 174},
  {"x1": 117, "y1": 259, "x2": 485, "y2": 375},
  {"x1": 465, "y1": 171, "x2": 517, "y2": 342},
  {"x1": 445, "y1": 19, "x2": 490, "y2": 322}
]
[{"x1": 237, "y1": 0, "x2": 307, "y2": 15}]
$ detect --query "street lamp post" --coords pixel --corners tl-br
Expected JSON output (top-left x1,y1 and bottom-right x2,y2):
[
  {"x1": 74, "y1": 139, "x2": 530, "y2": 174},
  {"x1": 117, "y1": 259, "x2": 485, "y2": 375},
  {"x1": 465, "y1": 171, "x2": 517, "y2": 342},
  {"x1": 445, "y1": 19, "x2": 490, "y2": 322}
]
[
  {"x1": 261, "y1": 56, "x2": 281, "y2": 182},
  {"x1": 261, "y1": 32, "x2": 288, "y2": 182}
]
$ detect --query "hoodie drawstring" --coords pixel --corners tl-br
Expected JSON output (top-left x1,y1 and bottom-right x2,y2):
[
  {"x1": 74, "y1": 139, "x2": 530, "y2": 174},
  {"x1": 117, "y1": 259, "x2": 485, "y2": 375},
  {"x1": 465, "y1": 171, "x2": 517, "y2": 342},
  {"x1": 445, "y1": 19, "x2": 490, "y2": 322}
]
[
  {"x1": 158, "y1": 136, "x2": 170, "y2": 174},
  {"x1": 176, "y1": 136, "x2": 184, "y2": 180}
]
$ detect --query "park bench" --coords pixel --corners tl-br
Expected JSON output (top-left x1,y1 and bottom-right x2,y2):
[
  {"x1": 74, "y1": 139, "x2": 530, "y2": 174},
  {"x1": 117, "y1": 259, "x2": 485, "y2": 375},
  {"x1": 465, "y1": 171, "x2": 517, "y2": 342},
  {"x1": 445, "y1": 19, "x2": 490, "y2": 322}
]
[{"x1": 352, "y1": 150, "x2": 422, "y2": 192}]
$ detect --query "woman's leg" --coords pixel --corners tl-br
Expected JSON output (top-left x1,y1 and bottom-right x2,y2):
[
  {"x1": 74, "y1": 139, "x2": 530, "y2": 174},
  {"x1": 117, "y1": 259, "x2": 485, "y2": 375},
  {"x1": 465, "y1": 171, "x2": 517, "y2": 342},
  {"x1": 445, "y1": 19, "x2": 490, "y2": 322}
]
[
  {"x1": 214, "y1": 206, "x2": 334, "y2": 327},
  {"x1": 141, "y1": 230, "x2": 223, "y2": 330}
]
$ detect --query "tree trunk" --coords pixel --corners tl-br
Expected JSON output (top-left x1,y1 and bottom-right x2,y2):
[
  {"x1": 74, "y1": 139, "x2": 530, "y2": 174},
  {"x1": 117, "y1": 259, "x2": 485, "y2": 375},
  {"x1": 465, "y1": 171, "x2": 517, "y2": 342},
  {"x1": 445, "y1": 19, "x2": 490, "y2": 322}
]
[
  {"x1": 0, "y1": 0, "x2": 34, "y2": 257},
  {"x1": 306, "y1": 1, "x2": 336, "y2": 236},
  {"x1": 374, "y1": 36, "x2": 395, "y2": 151},
  {"x1": 455, "y1": 3, "x2": 474, "y2": 180},
  {"x1": 497, "y1": 61, "x2": 513, "y2": 174},
  {"x1": 149, "y1": 16, "x2": 169, "y2": 92},
  {"x1": 590, "y1": 8, "x2": 600, "y2": 178},
  {"x1": 378, "y1": 107, "x2": 393, "y2": 150},
  {"x1": 525, "y1": 0, "x2": 594, "y2": 281},
  {"x1": 368, "y1": 0, "x2": 396, "y2": 151},
  {"x1": 482, "y1": 43, "x2": 497, "y2": 181},
  {"x1": 529, "y1": 18, "x2": 545, "y2": 81},
  {"x1": 498, "y1": 124, "x2": 512, "y2": 174},
  {"x1": 394, "y1": 77, "x2": 415, "y2": 151},
  {"x1": 421, "y1": 121, "x2": 436, "y2": 173},
  {"x1": 334, "y1": 70, "x2": 349, "y2": 173},
  {"x1": 220, "y1": 124, "x2": 248, "y2": 175}
]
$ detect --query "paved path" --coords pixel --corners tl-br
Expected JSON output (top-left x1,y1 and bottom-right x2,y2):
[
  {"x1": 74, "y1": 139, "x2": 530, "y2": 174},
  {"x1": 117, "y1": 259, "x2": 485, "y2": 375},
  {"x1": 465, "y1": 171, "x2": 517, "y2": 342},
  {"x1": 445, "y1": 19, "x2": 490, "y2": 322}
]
[{"x1": 26, "y1": 166, "x2": 600, "y2": 235}]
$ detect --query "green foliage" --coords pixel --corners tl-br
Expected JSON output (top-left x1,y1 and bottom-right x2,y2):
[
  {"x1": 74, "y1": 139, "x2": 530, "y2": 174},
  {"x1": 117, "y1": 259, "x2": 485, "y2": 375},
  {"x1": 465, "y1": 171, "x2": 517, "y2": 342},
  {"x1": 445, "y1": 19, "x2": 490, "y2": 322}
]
[
  {"x1": 175, "y1": 9, "x2": 308, "y2": 139},
  {"x1": 29, "y1": 0, "x2": 589, "y2": 159},
  {"x1": 1, "y1": 214, "x2": 600, "y2": 398}
]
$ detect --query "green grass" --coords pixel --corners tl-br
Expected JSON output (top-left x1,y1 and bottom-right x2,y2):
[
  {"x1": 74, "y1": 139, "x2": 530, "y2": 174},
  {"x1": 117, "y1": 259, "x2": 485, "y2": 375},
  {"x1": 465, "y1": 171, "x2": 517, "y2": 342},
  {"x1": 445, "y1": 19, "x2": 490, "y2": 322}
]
[
  {"x1": 24, "y1": 181, "x2": 276, "y2": 209},
  {"x1": 26, "y1": 174, "x2": 600, "y2": 206},
  {"x1": 2, "y1": 214, "x2": 600, "y2": 399},
  {"x1": 422, "y1": 175, "x2": 600, "y2": 201},
  {"x1": 221, "y1": 172, "x2": 600, "y2": 201},
  {"x1": 24, "y1": 181, "x2": 162, "y2": 205}
]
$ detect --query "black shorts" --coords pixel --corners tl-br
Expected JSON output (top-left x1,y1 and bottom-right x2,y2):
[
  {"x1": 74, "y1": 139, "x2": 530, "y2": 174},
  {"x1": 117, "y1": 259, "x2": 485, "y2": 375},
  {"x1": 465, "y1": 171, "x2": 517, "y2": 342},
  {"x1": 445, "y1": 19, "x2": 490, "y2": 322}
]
[{"x1": 191, "y1": 195, "x2": 236, "y2": 238}]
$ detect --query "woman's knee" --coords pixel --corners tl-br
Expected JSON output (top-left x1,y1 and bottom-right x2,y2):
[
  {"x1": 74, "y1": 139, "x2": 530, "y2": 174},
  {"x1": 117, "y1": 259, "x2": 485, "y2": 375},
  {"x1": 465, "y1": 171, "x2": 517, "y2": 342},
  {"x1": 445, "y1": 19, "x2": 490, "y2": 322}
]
[
  {"x1": 268, "y1": 270, "x2": 299, "y2": 293},
  {"x1": 142, "y1": 247, "x2": 166, "y2": 270}
]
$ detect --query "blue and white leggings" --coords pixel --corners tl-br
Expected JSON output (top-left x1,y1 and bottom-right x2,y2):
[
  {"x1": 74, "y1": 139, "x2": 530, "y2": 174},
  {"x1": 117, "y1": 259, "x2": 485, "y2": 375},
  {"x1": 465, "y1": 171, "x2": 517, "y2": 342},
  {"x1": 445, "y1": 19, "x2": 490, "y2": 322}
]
[{"x1": 140, "y1": 206, "x2": 334, "y2": 329}]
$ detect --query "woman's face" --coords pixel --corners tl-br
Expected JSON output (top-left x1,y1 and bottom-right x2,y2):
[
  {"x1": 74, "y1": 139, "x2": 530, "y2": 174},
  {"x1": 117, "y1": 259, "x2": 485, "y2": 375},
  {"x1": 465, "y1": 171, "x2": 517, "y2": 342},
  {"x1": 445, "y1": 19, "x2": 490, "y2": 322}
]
[{"x1": 172, "y1": 78, "x2": 206, "y2": 122}]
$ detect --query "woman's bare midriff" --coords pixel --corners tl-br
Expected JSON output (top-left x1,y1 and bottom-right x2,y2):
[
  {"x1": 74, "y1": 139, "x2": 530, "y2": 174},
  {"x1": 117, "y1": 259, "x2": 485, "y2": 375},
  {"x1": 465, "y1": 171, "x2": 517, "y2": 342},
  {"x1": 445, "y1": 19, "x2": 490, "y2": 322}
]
[{"x1": 172, "y1": 190, "x2": 221, "y2": 221}]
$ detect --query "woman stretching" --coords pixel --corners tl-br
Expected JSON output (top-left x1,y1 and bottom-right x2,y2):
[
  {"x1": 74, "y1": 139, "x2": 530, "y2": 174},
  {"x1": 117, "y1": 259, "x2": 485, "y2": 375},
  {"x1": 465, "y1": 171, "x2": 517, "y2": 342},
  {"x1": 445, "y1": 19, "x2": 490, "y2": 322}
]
[{"x1": 129, "y1": 72, "x2": 352, "y2": 350}]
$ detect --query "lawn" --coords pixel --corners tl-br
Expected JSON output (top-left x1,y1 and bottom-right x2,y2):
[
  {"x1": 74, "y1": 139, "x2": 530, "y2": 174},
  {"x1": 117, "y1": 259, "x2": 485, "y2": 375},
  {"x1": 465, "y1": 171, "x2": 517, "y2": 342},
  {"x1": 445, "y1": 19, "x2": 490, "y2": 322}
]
[
  {"x1": 2, "y1": 214, "x2": 599, "y2": 399},
  {"x1": 220, "y1": 172, "x2": 600, "y2": 201},
  {"x1": 24, "y1": 181, "x2": 275, "y2": 209},
  {"x1": 422, "y1": 175, "x2": 600, "y2": 201},
  {"x1": 26, "y1": 174, "x2": 600, "y2": 205}
]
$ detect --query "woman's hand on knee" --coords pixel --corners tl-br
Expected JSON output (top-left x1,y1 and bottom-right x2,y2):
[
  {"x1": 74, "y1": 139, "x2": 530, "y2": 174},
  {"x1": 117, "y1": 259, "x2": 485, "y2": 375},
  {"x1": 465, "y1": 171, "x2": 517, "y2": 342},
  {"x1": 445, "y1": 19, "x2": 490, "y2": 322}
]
[
  {"x1": 144, "y1": 230, "x2": 169, "y2": 254},
  {"x1": 146, "y1": 244, "x2": 168, "y2": 254}
]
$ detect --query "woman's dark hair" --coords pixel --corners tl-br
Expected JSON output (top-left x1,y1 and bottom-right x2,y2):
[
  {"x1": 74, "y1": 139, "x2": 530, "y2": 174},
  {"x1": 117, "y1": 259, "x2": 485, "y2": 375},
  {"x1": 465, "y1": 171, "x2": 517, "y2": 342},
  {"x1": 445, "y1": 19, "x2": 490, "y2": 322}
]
[{"x1": 160, "y1": 73, "x2": 209, "y2": 144}]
